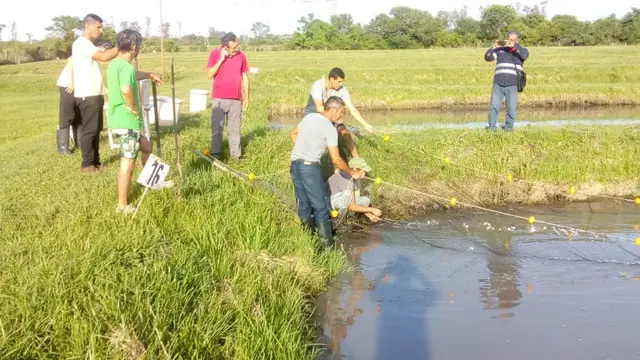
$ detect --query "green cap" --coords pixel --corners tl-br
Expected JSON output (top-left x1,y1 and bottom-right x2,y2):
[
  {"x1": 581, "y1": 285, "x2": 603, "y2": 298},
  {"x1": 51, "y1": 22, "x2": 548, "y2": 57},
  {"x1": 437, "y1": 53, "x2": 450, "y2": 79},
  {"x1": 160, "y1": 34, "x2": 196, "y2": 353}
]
[{"x1": 349, "y1": 157, "x2": 372, "y2": 173}]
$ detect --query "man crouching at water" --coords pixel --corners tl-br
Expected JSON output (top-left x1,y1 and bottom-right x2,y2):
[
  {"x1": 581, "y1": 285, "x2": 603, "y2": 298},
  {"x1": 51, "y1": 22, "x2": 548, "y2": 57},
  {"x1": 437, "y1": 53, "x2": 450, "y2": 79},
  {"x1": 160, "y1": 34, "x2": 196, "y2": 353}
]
[
  {"x1": 326, "y1": 158, "x2": 382, "y2": 223},
  {"x1": 289, "y1": 96, "x2": 366, "y2": 248}
]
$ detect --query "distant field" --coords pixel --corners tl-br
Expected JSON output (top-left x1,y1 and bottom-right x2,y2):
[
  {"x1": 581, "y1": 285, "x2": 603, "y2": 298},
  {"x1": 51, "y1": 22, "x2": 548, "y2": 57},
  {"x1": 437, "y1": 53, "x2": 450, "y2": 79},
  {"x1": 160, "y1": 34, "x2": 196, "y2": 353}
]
[{"x1": 1, "y1": 48, "x2": 640, "y2": 358}]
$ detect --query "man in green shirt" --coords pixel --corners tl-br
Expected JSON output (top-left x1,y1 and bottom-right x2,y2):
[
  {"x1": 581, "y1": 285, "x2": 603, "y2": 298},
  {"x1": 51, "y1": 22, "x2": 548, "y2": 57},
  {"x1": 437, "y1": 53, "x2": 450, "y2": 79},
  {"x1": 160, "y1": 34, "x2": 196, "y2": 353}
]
[{"x1": 106, "y1": 29, "x2": 162, "y2": 214}]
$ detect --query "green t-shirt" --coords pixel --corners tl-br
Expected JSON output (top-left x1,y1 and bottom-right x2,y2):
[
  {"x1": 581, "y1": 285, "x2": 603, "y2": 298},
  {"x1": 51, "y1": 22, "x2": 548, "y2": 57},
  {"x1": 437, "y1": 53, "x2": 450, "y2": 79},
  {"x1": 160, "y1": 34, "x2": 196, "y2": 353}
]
[{"x1": 106, "y1": 58, "x2": 142, "y2": 130}]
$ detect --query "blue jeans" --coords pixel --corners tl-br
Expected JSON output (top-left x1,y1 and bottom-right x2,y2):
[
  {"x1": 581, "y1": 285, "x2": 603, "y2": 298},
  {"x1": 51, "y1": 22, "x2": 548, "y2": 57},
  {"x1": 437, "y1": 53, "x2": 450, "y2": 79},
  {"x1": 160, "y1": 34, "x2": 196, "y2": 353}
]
[
  {"x1": 290, "y1": 160, "x2": 333, "y2": 245},
  {"x1": 290, "y1": 160, "x2": 330, "y2": 221},
  {"x1": 488, "y1": 84, "x2": 517, "y2": 131}
]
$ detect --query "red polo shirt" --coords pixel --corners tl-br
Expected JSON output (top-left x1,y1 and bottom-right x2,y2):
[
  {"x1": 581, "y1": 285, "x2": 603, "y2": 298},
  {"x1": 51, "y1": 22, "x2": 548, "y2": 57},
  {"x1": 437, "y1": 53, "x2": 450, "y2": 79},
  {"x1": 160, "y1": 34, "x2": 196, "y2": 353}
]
[{"x1": 206, "y1": 47, "x2": 248, "y2": 100}]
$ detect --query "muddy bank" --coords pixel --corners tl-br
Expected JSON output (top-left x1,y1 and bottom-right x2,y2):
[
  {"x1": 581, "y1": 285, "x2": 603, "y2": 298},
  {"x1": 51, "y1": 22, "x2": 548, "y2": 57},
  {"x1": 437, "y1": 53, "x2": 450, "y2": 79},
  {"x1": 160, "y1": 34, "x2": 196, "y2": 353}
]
[{"x1": 359, "y1": 178, "x2": 639, "y2": 220}]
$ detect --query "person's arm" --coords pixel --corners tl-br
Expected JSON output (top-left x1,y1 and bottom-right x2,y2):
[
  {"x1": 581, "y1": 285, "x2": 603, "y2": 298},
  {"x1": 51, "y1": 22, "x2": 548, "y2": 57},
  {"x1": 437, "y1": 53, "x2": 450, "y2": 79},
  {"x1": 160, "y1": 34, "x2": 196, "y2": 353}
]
[
  {"x1": 120, "y1": 66, "x2": 140, "y2": 116},
  {"x1": 327, "y1": 146, "x2": 365, "y2": 179},
  {"x1": 65, "y1": 57, "x2": 74, "y2": 93},
  {"x1": 289, "y1": 126, "x2": 299, "y2": 143},
  {"x1": 310, "y1": 81, "x2": 325, "y2": 112},
  {"x1": 241, "y1": 54, "x2": 250, "y2": 110},
  {"x1": 484, "y1": 47, "x2": 498, "y2": 62},
  {"x1": 509, "y1": 45, "x2": 529, "y2": 62},
  {"x1": 136, "y1": 71, "x2": 163, "y2": 84},
  {"x1": 206, "y1": 48, "x2": 226, "y2": 80},
  {"x1": 343, "y1": 96, "x2": 374, "y2": 133},
  {"x1": 92, "y1": 47, "x2": 118, "y2": 62},
  {"x1": 121, "y1": 84, "x2": 139, "y2": 116}
]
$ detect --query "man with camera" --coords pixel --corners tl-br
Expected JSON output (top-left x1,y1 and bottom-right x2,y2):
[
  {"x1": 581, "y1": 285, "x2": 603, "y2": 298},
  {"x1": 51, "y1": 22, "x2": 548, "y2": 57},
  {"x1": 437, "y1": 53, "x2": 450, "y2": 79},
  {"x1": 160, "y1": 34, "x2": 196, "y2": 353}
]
[{"x1": 484, "y1": 30, "x2": 529, "y2": 132}]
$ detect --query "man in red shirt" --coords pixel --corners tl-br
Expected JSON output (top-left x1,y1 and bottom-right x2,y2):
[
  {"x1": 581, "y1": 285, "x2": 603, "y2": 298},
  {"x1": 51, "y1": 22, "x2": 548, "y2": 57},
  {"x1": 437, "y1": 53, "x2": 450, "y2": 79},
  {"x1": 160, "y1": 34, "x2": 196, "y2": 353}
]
[{"x1": 206, "y1": 32, "x2": 250, "y2": 160}]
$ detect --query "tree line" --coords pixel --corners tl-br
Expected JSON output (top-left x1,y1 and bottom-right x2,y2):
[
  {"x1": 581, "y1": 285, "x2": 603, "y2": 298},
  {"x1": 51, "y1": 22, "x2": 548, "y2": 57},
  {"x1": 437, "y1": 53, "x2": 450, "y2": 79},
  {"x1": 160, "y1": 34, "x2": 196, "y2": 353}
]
[{"x1": 1, "y1": 3, "x2": 639, "y2": 65}]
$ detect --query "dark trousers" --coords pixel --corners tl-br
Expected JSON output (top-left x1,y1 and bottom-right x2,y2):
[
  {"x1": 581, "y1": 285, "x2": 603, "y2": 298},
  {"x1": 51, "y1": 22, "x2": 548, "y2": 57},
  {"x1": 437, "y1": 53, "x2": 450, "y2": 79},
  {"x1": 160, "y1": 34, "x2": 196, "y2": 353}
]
[
  {"x1": 76, "y1": 95, "x2": 104, "y2": 168},
  {"x1": 290, "y1": 159, "x2": 333, "y2": 246},
  {"x1": 58, "y1": 86, "x2": 81, "y2": 149}
]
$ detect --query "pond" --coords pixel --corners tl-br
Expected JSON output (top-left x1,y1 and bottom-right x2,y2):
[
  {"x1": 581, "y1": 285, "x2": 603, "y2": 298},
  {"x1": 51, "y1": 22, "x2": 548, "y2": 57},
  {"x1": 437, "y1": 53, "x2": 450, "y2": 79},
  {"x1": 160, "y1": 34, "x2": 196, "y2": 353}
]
[
  {"x1": 315, "y1": 200, "x2": 640, "y2": 360},
  {"x1": 270, "y1": 106, "x2": 640, "y2": 131}
]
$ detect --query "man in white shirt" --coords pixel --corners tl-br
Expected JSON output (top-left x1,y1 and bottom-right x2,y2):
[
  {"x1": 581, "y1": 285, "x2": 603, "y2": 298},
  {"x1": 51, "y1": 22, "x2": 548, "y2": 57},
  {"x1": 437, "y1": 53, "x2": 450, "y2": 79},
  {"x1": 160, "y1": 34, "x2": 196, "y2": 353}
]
[
  {"x1": 73, "y1": 13, "x2": 118, "y2": 172},
  {"x1": 303, "y1": 67, "x2": 375, "y2": 159}
]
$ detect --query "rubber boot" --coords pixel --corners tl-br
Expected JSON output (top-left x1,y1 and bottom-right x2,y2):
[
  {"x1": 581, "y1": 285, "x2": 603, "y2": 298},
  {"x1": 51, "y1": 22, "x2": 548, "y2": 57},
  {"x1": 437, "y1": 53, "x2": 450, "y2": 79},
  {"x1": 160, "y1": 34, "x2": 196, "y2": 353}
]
[
  {"x1": 56, "y1": 128, "x2": 71, "y2": 155},
  {"x1": 316, "y1": 219, "x2": 335, "y2": 249},
  {"x1": 300, "y1": 216, "x2": 316, "y2": 235}
]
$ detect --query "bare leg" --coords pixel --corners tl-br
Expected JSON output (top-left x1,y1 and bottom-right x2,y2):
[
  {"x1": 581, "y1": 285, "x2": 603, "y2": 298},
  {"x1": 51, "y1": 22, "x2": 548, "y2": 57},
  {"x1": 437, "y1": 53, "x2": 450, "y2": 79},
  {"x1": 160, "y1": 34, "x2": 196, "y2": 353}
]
[
  {"x1": 117, "y1": 158, "x2": 136, "y2": 208},
  {"x1": 139, "y1": 136, "x2": 152, "y2": 166}
]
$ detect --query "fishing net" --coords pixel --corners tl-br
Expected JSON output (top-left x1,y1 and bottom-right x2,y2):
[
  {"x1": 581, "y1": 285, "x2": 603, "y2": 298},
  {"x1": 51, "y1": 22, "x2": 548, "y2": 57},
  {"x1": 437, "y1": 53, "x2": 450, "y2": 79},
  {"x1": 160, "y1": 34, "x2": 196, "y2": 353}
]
[{"x1": 196, "y1": 151, "x2": 640, "y2": 265}]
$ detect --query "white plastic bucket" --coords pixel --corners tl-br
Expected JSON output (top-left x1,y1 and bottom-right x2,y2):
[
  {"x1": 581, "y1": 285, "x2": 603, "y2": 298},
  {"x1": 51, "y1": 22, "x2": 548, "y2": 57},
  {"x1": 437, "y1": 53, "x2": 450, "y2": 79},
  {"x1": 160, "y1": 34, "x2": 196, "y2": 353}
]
[
  {"x1": 189, "y1": 89, "x2": 209, "y2": 113},
  {"x1": 148, "y1": 96, "x2": 183, "y2": 126}
]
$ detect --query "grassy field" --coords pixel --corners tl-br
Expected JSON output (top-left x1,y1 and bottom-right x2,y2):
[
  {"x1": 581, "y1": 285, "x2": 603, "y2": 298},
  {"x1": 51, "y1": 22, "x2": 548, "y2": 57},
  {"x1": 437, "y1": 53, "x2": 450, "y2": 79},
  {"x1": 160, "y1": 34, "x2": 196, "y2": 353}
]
[{"x1": 1, "y1": 48, "x2": 640, "y2": 358}]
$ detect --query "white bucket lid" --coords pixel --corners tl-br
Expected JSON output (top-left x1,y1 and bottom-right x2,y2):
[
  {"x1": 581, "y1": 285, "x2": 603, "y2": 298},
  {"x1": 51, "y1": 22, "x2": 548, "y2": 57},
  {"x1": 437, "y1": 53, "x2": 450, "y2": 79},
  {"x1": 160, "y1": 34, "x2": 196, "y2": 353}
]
[{"x1": 190, "y1": 89, "x2": 209, "y2": 95}]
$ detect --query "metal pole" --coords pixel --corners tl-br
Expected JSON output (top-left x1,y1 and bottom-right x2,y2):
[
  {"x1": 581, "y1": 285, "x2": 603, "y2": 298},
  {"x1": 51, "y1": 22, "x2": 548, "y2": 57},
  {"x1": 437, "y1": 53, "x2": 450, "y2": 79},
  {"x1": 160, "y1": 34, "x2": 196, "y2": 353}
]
[
  {"x1": 159, "y1": 0, "x2": 165, "y2": 81},
  {"x1": 170, "y1": 56, "x2": 183, "y2": 180},
  {"x1": 151, "y1": 81, "x2": 162, "y2": 157}
]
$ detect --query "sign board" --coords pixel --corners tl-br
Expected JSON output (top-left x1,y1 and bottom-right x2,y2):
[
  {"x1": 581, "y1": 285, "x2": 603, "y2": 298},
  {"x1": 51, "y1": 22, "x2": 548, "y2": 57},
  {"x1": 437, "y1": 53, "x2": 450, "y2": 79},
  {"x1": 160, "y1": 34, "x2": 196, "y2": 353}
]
[{"x1": 137, "y1": 154, "x2": 170, "y2": 189}]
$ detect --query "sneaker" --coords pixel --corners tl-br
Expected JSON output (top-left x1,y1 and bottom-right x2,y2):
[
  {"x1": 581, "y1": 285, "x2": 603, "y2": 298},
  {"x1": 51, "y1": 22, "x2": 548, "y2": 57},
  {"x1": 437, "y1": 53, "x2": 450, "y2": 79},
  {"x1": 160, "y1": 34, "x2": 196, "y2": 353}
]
[{"x1": 115, "y1": 204, "x2": 136, "y2": 214}]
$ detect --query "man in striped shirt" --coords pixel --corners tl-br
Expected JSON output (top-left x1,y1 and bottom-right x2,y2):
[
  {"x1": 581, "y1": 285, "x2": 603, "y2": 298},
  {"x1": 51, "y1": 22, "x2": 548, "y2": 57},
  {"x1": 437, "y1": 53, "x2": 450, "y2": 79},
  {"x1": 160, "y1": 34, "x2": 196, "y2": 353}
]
[{"x1": 484, "y1": 31, "x2": 529, "y2": 132}]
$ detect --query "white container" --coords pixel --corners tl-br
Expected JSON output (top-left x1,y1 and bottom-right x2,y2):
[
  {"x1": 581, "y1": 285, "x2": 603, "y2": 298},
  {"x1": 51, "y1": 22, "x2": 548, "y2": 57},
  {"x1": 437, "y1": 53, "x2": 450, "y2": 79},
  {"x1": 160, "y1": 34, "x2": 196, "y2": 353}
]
[
  {"x1": 189, "y1": 89, "x2": 209, "y2": 113},
  {"x1": 148, "y1": 95, "x2": 183, "y2": 127},
  {"x1": 249, "y1": 67, "x2": 259, "y2": 74}
]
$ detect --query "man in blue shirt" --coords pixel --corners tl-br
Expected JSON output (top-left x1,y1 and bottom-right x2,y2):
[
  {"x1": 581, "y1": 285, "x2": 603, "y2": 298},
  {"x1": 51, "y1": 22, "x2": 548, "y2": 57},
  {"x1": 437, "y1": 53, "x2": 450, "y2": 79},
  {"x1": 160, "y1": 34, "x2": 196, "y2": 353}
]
[{"x1": 484, "y1": 31, "x2": 529, "y2": 132}]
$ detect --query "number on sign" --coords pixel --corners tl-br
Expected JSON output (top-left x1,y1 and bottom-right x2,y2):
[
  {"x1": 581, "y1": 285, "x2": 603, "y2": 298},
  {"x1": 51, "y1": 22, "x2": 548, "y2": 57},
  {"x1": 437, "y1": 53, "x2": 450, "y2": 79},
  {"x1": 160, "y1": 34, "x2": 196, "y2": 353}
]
[{"x1": 146, "y1": 160, "x2": 166, "y2": 187}]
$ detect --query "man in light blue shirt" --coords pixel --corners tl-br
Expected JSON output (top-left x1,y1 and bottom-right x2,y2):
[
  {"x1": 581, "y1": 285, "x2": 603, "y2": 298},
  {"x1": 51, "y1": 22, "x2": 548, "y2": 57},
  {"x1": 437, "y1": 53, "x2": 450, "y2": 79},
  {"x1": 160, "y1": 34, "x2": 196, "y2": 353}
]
[{"x1": 289, "y1": 96, "x2": 365, "y2": 248}]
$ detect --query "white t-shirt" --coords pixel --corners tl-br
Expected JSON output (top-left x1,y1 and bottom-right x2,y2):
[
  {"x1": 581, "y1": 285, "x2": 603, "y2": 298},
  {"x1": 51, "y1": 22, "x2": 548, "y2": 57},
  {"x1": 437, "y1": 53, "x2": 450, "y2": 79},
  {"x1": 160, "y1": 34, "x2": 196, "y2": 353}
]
[
  {"x1": 56, "y1": 61, "x2": 72, "y2": 88},
  {"x1": 72, "y1": 37, "x2": 103, "y2": 98},
  {"x1": 303, "y1": 77, "x2": 351, "y2": 115}
]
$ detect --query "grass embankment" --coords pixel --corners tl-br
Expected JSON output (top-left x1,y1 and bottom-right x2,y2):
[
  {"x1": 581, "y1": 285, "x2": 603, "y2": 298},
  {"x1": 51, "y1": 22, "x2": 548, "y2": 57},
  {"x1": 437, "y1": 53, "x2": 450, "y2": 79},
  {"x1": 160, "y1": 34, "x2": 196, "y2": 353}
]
[{"x1": 1, "y1": 48, "x2": 639, "y2": 358}]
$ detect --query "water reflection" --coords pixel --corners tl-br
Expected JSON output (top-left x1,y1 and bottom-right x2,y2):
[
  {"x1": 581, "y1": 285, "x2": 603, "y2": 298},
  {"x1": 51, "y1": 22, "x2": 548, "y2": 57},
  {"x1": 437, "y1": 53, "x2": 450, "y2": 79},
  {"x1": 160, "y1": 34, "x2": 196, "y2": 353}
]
[
  {"x1": 478, "y1": 231, "x2": 522, "y2": 318},
  {"x1": 320, "y1": 231, "x2": 381, "y2": 358},
  {"x1": 372, "y1": 253, "x2": 435, "y2": 360}
]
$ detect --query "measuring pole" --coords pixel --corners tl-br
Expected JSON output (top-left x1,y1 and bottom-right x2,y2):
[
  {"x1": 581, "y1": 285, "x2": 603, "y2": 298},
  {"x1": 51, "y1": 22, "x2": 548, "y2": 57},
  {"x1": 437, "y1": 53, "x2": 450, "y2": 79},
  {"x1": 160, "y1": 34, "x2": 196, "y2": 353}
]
[
  {"x1": 134, "y1": 59, "x2": 151, "y2": 140},
  {"x1": 151, "y1": 82, "x2": 162, "y2": 157},
  {"x1": 170, "y1": 57, "x2": 183, "y2": 180}
]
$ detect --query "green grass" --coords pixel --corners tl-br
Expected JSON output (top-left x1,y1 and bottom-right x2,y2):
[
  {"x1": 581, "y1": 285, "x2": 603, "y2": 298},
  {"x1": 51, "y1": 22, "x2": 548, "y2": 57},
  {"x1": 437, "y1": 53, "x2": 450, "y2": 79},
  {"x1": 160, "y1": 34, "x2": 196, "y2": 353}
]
[{"x1": 1, "y1": 48, "x2": 640, "y2": 358}]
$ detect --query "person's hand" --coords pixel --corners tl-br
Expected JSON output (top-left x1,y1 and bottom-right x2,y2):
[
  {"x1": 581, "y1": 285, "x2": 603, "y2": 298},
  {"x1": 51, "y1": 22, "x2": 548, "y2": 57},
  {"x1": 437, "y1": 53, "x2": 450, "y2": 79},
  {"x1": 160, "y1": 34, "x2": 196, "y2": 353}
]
[
  {"x1": 65, "y1": 84, "x2": 74, "y2": 93},
  {"x1": 350, "y1": 169, "x2": 365, "y2": 180},
  {"x1": 126, "y1": 106, "x2": 140, "y2": 117},
  {"x1": 364, "y1": 124, "x2": 375, "y2": 134},
  {"x1": 220, "y1": 48, "x2": 230, "y2": 58},
  {"x1": 505, "y1": 39, "x2": 515, "y2": 48},
  {"x1": 242, "y1": 98, "x2": 250, "y2": 111},
  {"x1": 150, "y1": 73, "x2": 163, "y2": 85},
  {"x1": 493, "y1": 40, "x2": 500, "y2": 49},
  {"x1": 372, "y1": 208, "x2": 382, "y2": 217}
]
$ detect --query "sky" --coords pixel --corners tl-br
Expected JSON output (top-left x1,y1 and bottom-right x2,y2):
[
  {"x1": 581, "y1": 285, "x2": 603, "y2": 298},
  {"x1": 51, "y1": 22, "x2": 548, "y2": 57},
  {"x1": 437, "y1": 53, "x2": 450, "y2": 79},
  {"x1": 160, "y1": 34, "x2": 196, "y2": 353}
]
[{"x1": 0, "y1": 0, "x2": 636, "y2": 41}]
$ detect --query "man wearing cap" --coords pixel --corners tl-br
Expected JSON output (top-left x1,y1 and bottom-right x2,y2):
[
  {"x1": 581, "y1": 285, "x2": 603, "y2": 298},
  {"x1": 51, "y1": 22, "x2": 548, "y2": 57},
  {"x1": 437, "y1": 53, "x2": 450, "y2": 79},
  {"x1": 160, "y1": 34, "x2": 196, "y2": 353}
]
[
  {"x1": 289, "y1": 96, "x2": 365, "y2": 248},
  {"x1": 326, "y1": 158, "x2": 382, "y2": 223}
]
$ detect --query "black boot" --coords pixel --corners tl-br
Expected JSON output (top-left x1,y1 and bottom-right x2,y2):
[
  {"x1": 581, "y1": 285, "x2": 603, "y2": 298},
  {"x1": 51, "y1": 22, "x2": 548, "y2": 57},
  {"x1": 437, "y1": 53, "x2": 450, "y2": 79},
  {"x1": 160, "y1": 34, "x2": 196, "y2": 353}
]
[
  {"x1": 56, "y1": 128, "x2": 71, "y2": 155},
  {"x1": 300, "y1": 216, "x2": 316, "y2": 235},
  {"x1": 316, "y1": 219, "x2": 335, "y2": 249}
]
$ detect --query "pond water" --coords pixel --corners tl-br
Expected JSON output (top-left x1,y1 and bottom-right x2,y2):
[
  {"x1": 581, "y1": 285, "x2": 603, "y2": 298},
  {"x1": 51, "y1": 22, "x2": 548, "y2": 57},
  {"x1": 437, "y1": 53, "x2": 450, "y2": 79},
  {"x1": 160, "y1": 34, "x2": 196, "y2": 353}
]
[
  {"x1": 315, "y1": 200, "x2": 640, "y2": 360},
  {"x1": 271, "y1": 106, "x2": 640, "y2": 130}
]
